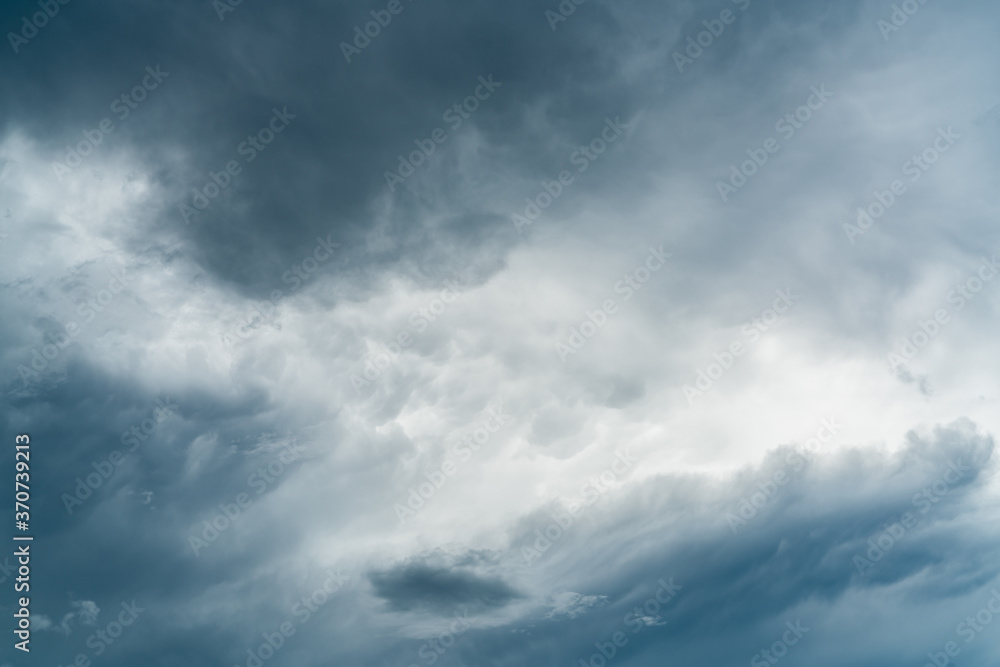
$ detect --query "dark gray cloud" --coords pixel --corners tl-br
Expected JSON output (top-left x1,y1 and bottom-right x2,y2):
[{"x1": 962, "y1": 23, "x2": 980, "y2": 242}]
[
  {"x1": 0, "y1": 0, "x2": 651, "y2": 298},
  {"x1": 370, "y1": 552, "x2": 521, "y2": 612}
]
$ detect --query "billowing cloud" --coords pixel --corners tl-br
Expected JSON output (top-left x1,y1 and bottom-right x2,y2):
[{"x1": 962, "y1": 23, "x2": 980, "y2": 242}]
[{"x1": 2, "y1": 0, "x2": 999, "y2": 665}]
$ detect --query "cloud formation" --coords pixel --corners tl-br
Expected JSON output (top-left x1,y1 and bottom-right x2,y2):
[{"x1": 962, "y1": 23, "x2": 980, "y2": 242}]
[{"x1": 1, "y1": 0, "x2": 999, "y2": 665}]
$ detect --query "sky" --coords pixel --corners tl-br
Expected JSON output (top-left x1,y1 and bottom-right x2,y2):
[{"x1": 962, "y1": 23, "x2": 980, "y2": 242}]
[{"x1": 1, "y1": 0, "x2": 999, "y2": 665}]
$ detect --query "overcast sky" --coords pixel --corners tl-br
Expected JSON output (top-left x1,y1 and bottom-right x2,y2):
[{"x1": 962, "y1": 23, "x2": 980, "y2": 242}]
[{"x1": 2, "y1": 0, "x2": 1000, "y2": 665}]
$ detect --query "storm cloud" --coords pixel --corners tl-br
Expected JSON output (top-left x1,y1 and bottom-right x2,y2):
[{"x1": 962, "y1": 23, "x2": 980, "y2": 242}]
[{"x1": 2, "y1": 0, "x2": 999, "y2": 665}]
